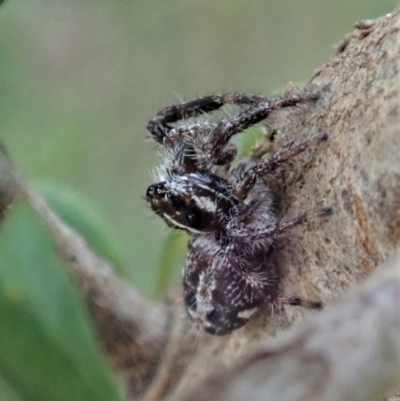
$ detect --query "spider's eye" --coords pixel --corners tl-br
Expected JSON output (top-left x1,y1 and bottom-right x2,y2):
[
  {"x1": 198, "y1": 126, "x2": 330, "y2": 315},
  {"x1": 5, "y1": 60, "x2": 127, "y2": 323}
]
[
  {"x1": 146, "y1": 185, "x2": 155, "y2": 199},
  {"x1": 186, "y1": 211, "x2": 199, "y2": 226},
  {"x1": 155, "y1": 184, "x2": 164, "y2": 196},
  {"x1": 146, "y1": 182, "x2": 167, "y2": 200},
  {"x1": 166, "y1": 191, "x2": 174, "y2": 199}
]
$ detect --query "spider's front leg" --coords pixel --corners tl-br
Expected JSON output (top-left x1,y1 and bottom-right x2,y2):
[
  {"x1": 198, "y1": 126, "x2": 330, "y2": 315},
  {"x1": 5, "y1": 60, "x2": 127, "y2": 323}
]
[
  {"x1": 147, "y1": 93, "x2": 270, "y2": 145},
  {"x1": 202, "y1": 91, "x2": 319, "y2": 163}
]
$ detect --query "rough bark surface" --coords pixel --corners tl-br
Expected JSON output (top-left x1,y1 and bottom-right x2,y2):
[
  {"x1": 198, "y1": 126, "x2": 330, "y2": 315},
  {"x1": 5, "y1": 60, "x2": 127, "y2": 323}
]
[{"x1": 1, "y1": 6, "x2": 400, "y2": 401}]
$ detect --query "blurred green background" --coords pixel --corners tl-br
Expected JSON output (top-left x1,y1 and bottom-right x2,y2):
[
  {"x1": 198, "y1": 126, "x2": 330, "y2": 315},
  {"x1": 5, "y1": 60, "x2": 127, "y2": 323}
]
[{"x1": 0, "y1": 0, "x2": 397, "y2": 297}]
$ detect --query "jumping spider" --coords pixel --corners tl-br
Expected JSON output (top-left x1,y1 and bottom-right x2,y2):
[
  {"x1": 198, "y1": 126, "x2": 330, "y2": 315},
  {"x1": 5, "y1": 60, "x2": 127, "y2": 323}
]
[{"x1": 146, "y1": 91, "x2": 331, "y2": 335}]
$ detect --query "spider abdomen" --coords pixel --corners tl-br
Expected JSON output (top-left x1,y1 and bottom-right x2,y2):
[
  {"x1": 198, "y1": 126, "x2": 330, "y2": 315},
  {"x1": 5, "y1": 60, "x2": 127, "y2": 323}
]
[{"x1": 183, "y1": 234, "x2": 276, "y2": 335}]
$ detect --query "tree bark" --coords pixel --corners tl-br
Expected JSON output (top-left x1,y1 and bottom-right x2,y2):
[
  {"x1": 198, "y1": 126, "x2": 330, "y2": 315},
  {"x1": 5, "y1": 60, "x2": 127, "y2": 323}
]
[{"x1": 1, "y1": 6, "x2": 400, "y2": 401}]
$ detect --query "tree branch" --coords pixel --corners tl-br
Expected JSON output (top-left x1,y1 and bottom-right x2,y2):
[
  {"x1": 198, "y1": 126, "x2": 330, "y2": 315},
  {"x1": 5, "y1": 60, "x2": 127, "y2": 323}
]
[
  {"x1": 0, "y1": 151, "x2": 172, "y2": 397},
  {"x1": 26, "y1": 187, "x2": 171, "y2": 396}
]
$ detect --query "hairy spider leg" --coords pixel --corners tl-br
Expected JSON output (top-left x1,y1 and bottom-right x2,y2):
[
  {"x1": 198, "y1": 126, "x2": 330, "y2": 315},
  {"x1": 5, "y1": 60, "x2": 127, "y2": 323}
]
[
  {"x1": 229, "y1": 207, "x2": 333, "y2": 241},
  {"x1": 233, "y1": 132, "x2": 328, "y2": 200},
  {"x1": 226, "y1": 207, "x2": 331, "y2": 315},
  {"x1": 202, "y1": 91, "x2": 319, "y2": 161},
  {"x1": 147, "y1": 93, "x2": 273, "y2": 144},
  {"x1": 285, "y1": 296, "x2": 323, "y2": 309}
]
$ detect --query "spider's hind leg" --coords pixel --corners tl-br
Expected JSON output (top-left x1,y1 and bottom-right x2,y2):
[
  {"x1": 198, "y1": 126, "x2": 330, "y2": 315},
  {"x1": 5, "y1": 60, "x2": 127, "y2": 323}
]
[
  {"x1": 233, "y1": 132, "x2": 328, "y2": 200},
  {"x1": 229, "y1": 207, "x2": 333, "y2": 242},
  {"x1": 271, "y1": 296, "x2": 323, "y2": 314},
  {"x1": 285, "y1": 296, "x2": 323, "y2": 310}
]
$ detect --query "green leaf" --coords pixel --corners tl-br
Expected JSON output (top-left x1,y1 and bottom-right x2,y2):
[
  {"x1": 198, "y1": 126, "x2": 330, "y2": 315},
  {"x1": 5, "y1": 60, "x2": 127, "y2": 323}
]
[
  {"x1": 235, "y1": 125, "x2": 265, "y2": 159},
  {"x1": 32, "y1": 179, "x2": 126, "y2": 275},
  {"x1": 0, "y1": 202, "x2": 127, "y2": 401},
  {"x1": 0, "y1": 374, "x2": 23, "y2": 401},
  {"x1": 153, "y1": 230, "x2": 188, "y2": 299}
]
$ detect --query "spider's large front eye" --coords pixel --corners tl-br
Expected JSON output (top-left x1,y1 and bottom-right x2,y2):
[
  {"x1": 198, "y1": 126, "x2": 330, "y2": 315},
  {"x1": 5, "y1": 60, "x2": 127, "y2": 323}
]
[
  {"x1": 155, "y1": 183, "x2": 165, "y2": 196},
  {"x1": 186, "y1": 211, "x2": 199, "y2": 226},
  {"x1": 146, "y1": 182, "x2": 166, "y2": 200},
  {"x1": 146, "y1": 185, "x2": 155, "y2": 200}
]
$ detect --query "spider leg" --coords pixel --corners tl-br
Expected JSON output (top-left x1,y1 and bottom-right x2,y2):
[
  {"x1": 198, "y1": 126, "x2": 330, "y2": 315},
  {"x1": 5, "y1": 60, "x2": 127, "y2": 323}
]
[
  {"x1": 229, "y1": 207, "x2": 332, "y2": 241},
  {"x1": 285, "y1": 296, "x2": 323, "y2": 309},
  {"x1": 202, "y1": 91, "x2": 319, "y2": 161},
  {"x1": 233, "y1": 132, "x2": 328, "y2": 200},
  {"x1": 272, "y1": 296, "x2": 322, "y2": 311},
  {"x1": 147, "y1": 93, "x2": 273, "y2": 144}
]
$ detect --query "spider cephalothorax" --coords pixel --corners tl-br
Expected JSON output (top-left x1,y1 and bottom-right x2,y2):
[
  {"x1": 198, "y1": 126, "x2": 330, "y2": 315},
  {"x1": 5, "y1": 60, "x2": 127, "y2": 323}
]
[
  {"x1": 146, "y1": 173, "x2": 236, "y2": 233},
  {"x1": 146, "y1": 91, "x2": 331, "y2": 335}
]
